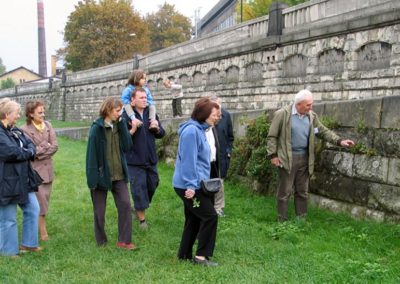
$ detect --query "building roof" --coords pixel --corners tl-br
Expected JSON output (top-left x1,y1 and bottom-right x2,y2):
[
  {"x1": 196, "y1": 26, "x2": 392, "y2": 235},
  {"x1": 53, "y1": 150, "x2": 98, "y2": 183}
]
[{"x1": 0, "y1": 66, "x2": 42, "y2": 80}]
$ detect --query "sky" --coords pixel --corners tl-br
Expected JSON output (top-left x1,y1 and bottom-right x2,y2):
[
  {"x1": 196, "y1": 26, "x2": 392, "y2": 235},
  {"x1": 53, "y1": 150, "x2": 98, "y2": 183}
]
[{"x1": 0, "y1": 0, "x2": 218, "y2": 76}]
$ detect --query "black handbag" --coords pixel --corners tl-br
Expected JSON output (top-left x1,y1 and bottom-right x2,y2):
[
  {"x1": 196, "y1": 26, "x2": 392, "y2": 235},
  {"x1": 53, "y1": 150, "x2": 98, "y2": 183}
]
[
  {"x1": 28, "y1": 163, "x2": 44, "y2": 191},
  {"x1": 200, "y1": 178, "x2": 222, "y2": 196}
]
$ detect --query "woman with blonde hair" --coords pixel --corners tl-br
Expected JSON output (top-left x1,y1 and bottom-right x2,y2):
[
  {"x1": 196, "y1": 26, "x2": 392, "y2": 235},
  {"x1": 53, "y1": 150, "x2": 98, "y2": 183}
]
[
  {"x1": 0, "y1": 98, "x2": 42, "y2": 256},
  {"x1": 21, "y1": 100, "x2": 58, "y2": 241}
]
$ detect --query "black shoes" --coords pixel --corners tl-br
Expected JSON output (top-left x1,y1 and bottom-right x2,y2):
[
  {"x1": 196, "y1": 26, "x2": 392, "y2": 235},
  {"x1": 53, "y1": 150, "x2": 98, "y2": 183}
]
[{"x1": 193, "y1": 257, "x2": 218, "y2": 267}]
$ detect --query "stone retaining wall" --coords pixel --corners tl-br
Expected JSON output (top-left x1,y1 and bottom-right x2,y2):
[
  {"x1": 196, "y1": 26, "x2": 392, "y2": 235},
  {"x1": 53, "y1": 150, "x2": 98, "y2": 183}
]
[{"x1": 309, "y1": 95, "x2": 400, "y2": 222}]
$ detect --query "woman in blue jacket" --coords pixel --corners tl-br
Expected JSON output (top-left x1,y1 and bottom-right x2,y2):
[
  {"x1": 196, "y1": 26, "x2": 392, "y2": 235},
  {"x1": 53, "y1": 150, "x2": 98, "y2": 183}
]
[
  {"x1": 0, "y1": 98, "x2": 41, "y2": 256},
  {"x1": 173, "y1": 97, "x2": 221, "y2": 267}
]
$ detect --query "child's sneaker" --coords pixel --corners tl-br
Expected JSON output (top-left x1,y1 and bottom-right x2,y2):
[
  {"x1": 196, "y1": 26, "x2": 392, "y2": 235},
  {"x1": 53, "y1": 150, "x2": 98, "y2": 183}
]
[
  {"x1": 149, "y1": 121, "x2": 159, "y2": 133},
  {"x1": 139, "y1": 220, "x2": 149, "y2": 230}
]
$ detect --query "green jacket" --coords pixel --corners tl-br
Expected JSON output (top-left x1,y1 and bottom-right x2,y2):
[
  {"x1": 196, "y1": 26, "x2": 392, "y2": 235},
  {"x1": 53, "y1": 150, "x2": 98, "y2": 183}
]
[
  {"x1": 86, "y1": 117, "x2": 133, "y2": 190},
  {"x1": 267, "y1": 104, "x2": 340, "y2": 175}
]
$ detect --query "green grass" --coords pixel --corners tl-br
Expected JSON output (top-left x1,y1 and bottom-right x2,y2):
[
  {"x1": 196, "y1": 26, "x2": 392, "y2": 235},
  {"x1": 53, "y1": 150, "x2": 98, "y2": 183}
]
[
  {"x1": 47, "y1": 120, "x2": 91, "y2": 128},
  {"x1": 1, "y1": 137, "x2": 399, "y2": 283}
]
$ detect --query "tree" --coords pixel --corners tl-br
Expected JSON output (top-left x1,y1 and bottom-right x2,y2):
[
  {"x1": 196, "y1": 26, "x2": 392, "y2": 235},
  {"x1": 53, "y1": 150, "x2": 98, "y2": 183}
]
[
  {"x1": 0, "y1": 57, "x2": 5, "y2": 75},
  {"x1": 0, "y1": 78, "x2": 16, "y2": 90},
  {"x1": 61, "y1": 0, "x2": 149, "y2": 71},
  {"x1": 236, "y1": 0, "x2": 307, "y2": 22},
  {"x1": 145, "y1": 3, "x2": 192, "y2": 52}
]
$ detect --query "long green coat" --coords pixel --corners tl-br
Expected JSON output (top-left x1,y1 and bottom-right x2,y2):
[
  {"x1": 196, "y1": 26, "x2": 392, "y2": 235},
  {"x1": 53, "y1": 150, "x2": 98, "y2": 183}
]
[
  {"x1": 267, "y1": 104, "x2": 340, "y2": 175},
  {"x1": 86, "y1": 117, "x2": 132, "y2": 190}
]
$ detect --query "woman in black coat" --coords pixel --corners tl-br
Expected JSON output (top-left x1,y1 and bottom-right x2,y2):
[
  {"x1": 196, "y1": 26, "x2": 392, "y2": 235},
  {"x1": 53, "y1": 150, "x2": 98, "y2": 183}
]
[{"x1": 0, "y1": 98, "x2": 41, "y2": 256}]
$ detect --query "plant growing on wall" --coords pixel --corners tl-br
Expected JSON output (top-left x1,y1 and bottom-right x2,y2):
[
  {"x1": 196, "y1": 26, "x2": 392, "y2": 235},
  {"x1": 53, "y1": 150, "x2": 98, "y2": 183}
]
[
  {"x1": 155, "y1": 124, "x2": 178, "y2": 163},
  {"x1": 320, "y1": 116, "x2": 340, "y2": 130}
]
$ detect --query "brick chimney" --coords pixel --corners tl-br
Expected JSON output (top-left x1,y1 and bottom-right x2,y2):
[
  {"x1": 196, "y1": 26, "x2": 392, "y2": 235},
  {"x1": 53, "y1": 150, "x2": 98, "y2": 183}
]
[{"x1": 37, "y1": 0, "x2": 47, "y2": 77}]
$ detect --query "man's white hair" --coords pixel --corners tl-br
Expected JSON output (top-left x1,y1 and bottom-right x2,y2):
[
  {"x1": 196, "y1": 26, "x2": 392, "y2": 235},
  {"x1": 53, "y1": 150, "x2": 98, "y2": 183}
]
[{"x1": 294, "y1": 89, "x2": 313, "y2": 104}]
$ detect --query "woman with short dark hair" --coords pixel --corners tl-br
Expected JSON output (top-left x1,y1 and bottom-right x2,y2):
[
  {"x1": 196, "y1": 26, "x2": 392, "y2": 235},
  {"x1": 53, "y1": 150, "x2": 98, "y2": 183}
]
[
  {"x1": 173, "y1": 97, "x2": 221, "y2": 266},
  {"x1": 21, "y1": 100, "x2": 58, "y2": 241}
]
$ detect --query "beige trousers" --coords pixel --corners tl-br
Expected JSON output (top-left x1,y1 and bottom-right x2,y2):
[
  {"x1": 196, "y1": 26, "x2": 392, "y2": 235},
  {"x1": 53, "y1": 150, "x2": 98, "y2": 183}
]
[{"x1": 36, "y1": 182, "x2": 52, "y2": 216}]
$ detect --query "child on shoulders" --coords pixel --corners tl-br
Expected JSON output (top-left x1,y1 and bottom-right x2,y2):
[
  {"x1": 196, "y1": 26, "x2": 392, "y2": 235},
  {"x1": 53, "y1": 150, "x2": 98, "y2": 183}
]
[{"x1": 121, "y1": 70, "x2": 159, "y2": 132}]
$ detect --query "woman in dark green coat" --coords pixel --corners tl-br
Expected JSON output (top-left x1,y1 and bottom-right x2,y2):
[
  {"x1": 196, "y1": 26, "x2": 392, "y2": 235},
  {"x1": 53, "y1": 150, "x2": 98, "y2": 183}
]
[{"x1": 86, "y1": 97, "x2": 135, "y2": 250}]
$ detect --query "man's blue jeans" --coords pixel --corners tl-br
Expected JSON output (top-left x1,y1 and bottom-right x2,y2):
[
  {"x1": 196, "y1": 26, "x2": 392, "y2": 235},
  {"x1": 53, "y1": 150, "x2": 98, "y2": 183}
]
[{"x1": 0, "y1": 193, "x2": 40, "y2": 256}]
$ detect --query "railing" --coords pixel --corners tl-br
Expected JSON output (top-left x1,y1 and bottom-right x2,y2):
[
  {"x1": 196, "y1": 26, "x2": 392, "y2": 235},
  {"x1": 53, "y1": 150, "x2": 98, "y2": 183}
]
[
  {"x1": 139, "y1": 15, "x2": 269, "y2": 69},
  {"x1": 66, "y1": 59, "x2": 134, "y2": 84},
  {"x1": 18, "y1": 82, "x2": 49, "y2": 93},
  {"x1": 0, "y1": 87, "x2": 16, "y2": 97},
  {"x1": 283, "y1": 0, "x2": 393, "y2": 29},
  {"x1": 283, "y1": 0, "x2": 328, "y2": 29}
]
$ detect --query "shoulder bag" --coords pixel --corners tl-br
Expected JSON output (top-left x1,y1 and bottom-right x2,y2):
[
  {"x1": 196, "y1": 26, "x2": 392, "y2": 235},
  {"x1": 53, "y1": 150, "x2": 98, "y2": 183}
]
[{"x1": 200, "y1": 178, "x2": 222, "y2": 196}]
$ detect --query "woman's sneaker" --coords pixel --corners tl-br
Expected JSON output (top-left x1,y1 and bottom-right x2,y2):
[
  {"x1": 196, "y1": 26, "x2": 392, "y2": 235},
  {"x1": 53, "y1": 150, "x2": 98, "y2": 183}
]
[{"x1": 116, "y1": 242, "x2": 137, "y2": 250}]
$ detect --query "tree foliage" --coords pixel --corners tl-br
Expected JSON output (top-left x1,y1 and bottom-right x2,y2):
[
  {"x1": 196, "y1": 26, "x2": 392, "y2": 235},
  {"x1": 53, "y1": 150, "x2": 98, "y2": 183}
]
[
  {"x1": 61, "y1": 0, "x2": 149, "y2": 71},
  {"x1": 0, "y1": 57, "x2": 5, "y2": 75},
  {"x1": 0, "y1": 78, "x2": 16, "y2": 90},
  {"x1": 145, "y1": 3, "x2": 192, "y2": 52},
  {"x1": 235, "y1": 0, "x2": 308, "y2": 22}
]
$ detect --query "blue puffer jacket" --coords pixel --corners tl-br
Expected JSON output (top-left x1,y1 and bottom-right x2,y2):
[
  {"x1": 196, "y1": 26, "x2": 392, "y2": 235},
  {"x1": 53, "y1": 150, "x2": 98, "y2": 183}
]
[
  {"x1": 173, "y1": 119, "x2": 211, "y2": 191},
  {"x1": 0, "y1": 124, "x2": 36, "y2": 205}
]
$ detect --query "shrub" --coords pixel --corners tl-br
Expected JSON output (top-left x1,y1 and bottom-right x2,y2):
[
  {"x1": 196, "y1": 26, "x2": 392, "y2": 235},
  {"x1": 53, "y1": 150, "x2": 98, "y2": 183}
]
[
  {"x1": 229, "y1": 113, "x2": 278, "y2": 194},
  {"x1": 156, "y1": 124, "x2": 178, "y2": 164}
]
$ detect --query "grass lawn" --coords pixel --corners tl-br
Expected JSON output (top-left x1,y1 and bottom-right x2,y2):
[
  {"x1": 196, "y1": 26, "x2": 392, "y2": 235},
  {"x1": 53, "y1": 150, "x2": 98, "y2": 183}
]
[
  {"x1": 1, "y1": 137, "x2": 399, "y2": 283},
  {"x1": 47, "y1": 120, "x2": 91, "y2": 129}
]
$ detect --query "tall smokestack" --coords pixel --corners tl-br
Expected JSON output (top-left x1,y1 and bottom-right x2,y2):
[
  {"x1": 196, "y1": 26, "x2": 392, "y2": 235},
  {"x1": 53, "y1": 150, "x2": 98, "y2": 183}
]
[{"x1": 37, "y1": 0, "x2": 47, "y2": 77}]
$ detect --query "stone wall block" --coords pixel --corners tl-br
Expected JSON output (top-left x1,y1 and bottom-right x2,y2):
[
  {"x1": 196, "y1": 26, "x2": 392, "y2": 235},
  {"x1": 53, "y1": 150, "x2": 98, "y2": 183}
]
[
  {"x1": 364, "y1": 209, "x2": 385, "y2": 222},
  {"x1": 317, "y1": 150, "x2": 354, "y2": 177},
  {"x1": 310, "y1": 194, "x2": 348, "y2": 214},
  {"x1": 387, "y1": 158, "x2": 400, "y2": 186},
  {"x1": 353, "y1": 154, "x2": 389, "y2": 183},
  {"x1": 312, "y1": 103, "x2": 325, "y2": 116},
  {"x1": 374, "y1": 130, "x2": 400, "y2": 157},
  {"x1": 323, "y1": 98, "x2": 381, "y2": 128},
  {"x1": 310, "y1": 172, "x2": 369, "y2": 205},
  {"x1": 335, "y1": 128, "x2": 374, "y2": 149},
  {"x1": 368, "y1": 183, "x2": 400, "y2": 214},
  {"x1": 378, "y1": 68, "x2": 395, "y2": 77},
  {"x1": 392, "y1": 44, "x2": 400, "y2": 54},
  {"x1": 360, "y1": 70, "x2": 379, "y2": 79},
  {"x1": 381, "y1": 96, "x2": 400, "y2": 128}
]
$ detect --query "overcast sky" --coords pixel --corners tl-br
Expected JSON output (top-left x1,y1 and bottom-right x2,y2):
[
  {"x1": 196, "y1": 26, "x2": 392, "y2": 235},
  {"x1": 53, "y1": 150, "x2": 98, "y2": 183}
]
[{"x1": 0, "y1": 0, "x2": 218, "y2": 76}]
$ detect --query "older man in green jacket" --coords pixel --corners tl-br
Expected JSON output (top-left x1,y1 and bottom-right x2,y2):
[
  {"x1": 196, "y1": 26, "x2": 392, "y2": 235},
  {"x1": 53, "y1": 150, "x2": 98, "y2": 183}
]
[{"x1": 267, "y1": 90, "x2": 354, "y2": 221}]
